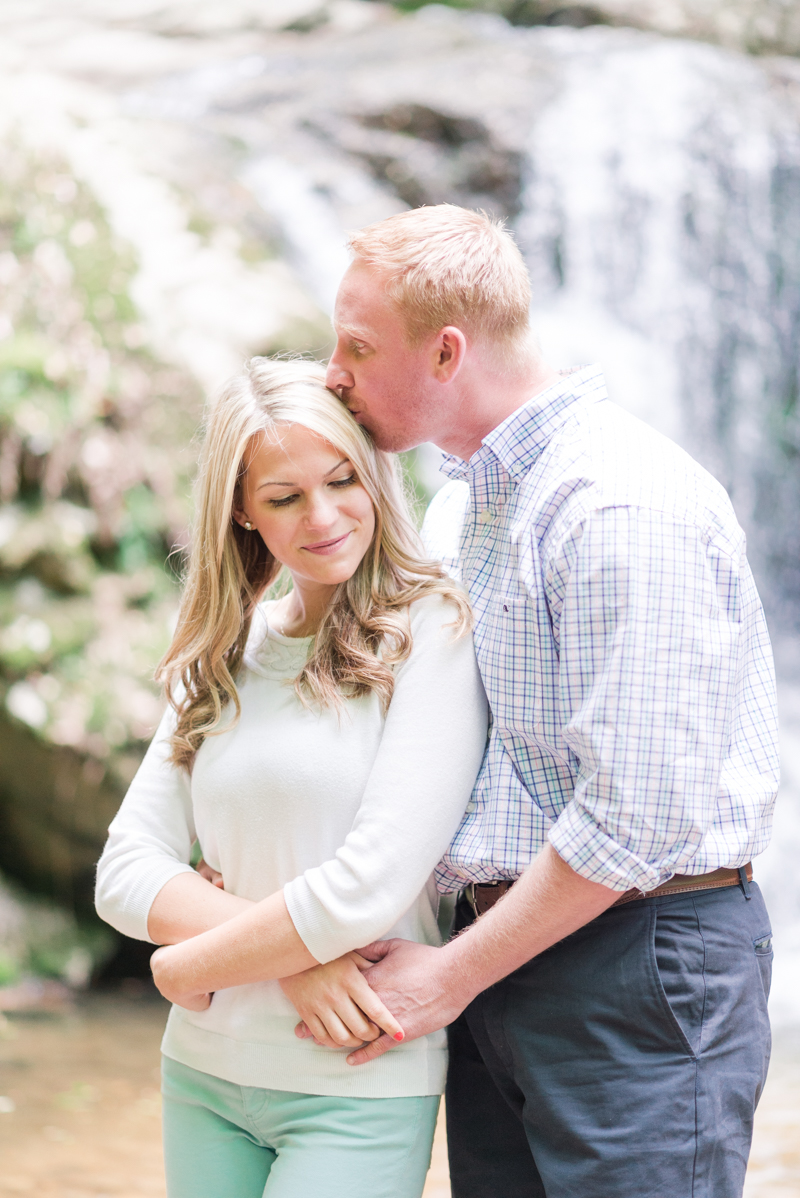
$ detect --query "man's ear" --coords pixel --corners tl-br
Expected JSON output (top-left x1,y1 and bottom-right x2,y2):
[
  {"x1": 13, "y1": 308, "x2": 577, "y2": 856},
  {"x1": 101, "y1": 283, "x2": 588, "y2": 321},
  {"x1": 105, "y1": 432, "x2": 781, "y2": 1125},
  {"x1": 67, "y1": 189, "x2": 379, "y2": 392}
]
[{"x1": 433, "y1": 327, "x2": 467, "y2": 382}]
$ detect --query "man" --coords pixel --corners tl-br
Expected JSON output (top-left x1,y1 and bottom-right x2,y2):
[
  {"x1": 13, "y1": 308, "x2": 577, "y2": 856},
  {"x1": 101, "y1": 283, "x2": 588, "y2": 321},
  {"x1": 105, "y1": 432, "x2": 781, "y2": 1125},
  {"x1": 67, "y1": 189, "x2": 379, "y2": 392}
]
[{"x1": 324, "y1": 204, "x2": 779, "y2": 1197}]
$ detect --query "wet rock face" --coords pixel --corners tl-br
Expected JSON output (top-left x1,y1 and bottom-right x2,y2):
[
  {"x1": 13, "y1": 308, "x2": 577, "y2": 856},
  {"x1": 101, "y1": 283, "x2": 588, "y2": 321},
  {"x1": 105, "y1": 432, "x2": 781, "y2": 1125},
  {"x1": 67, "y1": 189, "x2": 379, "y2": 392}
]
[
  {"x1": 306, "y1": 101, "x2": 524, "y2": 221},
  {"x1": 413, "y1": 0, "x2": 800, "y2": 57},
  {"x1": 30, "y1": 0, "x2": 800, "y2": 56},
  {"x1": 349, "y1": 103, "x2": 525, "y2": 216}
]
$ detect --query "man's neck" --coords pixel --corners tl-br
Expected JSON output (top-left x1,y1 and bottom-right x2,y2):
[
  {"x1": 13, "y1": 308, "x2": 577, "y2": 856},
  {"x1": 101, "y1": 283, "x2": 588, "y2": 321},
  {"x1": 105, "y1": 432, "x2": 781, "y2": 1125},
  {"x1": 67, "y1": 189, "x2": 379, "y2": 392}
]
[{"x1": 436, "y1": 355, "x2": 560, "y2": 461}]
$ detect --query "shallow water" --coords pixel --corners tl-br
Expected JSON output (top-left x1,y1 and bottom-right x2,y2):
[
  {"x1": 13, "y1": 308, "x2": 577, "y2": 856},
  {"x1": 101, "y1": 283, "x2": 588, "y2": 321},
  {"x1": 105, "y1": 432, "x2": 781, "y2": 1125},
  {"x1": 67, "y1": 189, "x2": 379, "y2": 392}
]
[{"x1": 0, "y1": 994, "x2": 796, "y2": 1197}]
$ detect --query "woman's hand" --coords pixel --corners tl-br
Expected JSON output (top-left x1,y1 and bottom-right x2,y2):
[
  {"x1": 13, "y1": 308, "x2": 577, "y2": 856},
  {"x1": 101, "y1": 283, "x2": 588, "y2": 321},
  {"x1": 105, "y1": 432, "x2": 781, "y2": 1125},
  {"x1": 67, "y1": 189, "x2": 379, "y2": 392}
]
[
  {"x1": 279, "y1": 952, "x2": 405, "y2": 1050},
  {"x1": 150, "y1": 944, "x2": 212, "y2": 1012}
]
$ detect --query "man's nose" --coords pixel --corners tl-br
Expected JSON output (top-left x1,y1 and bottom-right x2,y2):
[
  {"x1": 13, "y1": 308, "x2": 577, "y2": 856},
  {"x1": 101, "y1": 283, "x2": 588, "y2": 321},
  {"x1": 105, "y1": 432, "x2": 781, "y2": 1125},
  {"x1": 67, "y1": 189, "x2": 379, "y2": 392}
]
[{"x1": 326, "y1": 358, "x2": 354, "y2": 396}]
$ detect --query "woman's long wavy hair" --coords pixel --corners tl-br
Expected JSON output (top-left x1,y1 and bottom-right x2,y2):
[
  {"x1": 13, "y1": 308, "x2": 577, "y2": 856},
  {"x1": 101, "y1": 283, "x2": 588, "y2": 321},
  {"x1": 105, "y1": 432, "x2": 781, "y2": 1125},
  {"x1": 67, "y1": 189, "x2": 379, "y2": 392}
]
[{"x1": 157, "y1": 357, "x2": 470, "y2": 770}]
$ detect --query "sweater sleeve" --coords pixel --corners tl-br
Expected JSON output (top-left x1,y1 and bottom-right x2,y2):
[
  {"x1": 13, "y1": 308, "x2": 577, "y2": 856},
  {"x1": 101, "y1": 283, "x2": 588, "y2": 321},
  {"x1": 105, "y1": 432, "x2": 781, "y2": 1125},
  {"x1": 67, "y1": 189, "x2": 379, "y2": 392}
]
[
  {"x1": 283, "y1": 594, "x2": 489, "y2": 963},
  {"x1": 94, "y1": 706, "x2": 197, "y2": 943}
]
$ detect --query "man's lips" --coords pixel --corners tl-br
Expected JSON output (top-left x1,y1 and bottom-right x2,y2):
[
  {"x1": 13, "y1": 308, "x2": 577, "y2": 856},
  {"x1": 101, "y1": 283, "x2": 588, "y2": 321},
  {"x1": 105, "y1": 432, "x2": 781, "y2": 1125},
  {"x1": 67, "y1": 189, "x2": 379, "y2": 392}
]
[
  {"x1": 302, "y1": 532, "x2": 351, "y2": 556},
  {"x1": 339, "y1": 394, "x2": 363, "y2": 421}
]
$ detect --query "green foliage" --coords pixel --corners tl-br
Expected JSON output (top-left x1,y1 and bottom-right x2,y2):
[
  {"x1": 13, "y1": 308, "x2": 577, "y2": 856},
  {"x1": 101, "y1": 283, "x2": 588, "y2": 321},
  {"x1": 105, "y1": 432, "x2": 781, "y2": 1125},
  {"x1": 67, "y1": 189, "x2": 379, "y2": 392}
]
[
  {"x1": 398, "y1": 450, "x2": 434, "y2": 528},
  {"x1": 0, "y1": 951, "x2": 20, "y2": 986},
  {"x1": 386, "y1": 0, "x2": 611, "y2": 26},
  {"x1": 0, "y1": 870, "x2": 114, "y2": 985},
  {"x1": 0, "y1": 146, "x2": 201, "y2": 764},
  {"x1": 390, "y1": 0, "x2": 474, "y2": 9}
]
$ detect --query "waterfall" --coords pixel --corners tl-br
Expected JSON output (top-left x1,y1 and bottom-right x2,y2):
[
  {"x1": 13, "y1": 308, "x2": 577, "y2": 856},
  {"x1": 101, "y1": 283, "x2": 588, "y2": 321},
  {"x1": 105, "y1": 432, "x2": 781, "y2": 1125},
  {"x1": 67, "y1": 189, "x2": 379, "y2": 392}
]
[{"x1": 511, "y1": 24, "x2": 800, "y2": 1023}]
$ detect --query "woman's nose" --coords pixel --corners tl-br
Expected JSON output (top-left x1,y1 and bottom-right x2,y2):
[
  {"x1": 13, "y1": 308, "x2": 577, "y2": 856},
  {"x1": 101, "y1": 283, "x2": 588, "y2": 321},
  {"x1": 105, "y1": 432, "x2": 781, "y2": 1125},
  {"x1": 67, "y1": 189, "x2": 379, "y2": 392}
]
[{"x1": 305, "y1": 490, "x2": 339, "y2": 530}]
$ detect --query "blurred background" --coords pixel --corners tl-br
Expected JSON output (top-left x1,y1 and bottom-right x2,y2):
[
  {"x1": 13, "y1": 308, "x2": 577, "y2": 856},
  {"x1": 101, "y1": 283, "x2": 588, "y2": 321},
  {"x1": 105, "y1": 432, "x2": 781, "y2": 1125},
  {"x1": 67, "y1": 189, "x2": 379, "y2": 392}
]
[{"x1": 0, "y1": 1, "x2": 799, "y2": 1194}]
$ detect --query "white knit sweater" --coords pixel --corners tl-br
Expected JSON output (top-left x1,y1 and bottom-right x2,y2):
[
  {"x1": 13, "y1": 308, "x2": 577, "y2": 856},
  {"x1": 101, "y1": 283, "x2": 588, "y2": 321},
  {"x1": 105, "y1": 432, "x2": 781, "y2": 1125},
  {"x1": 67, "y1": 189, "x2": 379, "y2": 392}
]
[{"x1": 95, "y1": 596, "x2": 488, "y2": 1098}]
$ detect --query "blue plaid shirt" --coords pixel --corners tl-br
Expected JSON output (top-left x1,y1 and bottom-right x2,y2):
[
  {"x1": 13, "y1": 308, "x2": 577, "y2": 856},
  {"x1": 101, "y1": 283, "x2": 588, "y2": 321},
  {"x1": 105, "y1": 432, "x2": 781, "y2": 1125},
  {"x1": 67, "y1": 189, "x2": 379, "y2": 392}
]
[{"x1": 424, "y1": 365, "x2": 779, "y2": 894}]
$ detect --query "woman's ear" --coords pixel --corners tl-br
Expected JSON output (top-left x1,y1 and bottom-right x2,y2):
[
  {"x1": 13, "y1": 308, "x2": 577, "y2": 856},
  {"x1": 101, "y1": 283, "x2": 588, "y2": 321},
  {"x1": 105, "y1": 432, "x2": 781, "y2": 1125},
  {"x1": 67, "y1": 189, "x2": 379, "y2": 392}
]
[{"x1": 232, "y1": 507, "x2": 254, "y2": 531}]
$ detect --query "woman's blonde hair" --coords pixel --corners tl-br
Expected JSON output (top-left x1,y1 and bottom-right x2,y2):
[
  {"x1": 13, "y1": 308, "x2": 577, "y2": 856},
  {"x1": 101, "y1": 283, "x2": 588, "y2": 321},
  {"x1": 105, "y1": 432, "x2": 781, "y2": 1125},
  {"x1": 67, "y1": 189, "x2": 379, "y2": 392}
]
[
  {"x1": 348, "y1": 204, "x2": 532, "y2": 368},
  {"x1": 157, "y1": 357, "x2": 470, "y2": 770}
]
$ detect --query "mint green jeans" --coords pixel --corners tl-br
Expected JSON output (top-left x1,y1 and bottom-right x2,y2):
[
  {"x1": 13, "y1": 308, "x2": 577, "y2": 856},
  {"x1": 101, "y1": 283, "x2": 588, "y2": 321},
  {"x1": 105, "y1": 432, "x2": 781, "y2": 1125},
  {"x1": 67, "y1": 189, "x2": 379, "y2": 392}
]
[{"x1": 161, "y1": 1057, "x2": 440, "y2": 1198}]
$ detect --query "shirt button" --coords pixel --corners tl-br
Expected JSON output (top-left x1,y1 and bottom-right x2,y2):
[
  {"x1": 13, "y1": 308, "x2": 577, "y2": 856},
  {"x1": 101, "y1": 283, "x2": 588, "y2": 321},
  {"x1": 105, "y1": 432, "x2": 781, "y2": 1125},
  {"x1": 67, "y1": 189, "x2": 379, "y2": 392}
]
[{"x1": 478, "y1": 509, "x2": 494, "y2": 524}]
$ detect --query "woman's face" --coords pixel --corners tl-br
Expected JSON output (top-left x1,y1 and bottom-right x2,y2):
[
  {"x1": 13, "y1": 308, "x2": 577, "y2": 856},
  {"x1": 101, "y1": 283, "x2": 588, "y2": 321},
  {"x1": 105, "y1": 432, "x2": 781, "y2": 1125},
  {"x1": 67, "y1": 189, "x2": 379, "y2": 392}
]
[{"x1": 234, "y1": 423, "x2": 376, "y2": 592}]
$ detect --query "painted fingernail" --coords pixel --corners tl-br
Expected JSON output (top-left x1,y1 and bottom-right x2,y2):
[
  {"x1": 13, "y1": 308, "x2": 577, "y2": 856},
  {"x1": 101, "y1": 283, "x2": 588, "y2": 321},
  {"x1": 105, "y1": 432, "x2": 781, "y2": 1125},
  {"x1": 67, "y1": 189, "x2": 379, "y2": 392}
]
[{"x1": 394, "y1": 1032, "x2": 404, "y2": 1042}]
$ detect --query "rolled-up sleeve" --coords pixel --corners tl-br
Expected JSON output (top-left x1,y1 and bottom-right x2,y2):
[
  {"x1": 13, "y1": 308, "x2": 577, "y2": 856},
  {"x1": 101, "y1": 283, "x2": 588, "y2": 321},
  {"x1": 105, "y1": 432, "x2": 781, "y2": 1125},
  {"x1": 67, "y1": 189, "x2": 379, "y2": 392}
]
[
  {"x1": 548, "y1": 506, "x2": 742, "y2": 892},
  {"x1": 284, "y1": 595, "x2": 489, "y2": 963},
  {"x1": 95, "y1": 708, "x2": 197, "y2": 942}
]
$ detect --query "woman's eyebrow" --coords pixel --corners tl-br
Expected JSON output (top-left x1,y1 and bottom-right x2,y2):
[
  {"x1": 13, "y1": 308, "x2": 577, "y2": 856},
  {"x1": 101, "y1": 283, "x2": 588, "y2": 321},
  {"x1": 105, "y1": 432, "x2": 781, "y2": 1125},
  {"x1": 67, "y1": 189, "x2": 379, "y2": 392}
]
[{"x1": 255, "y1": 460, "x2": 350, "y2": 492}]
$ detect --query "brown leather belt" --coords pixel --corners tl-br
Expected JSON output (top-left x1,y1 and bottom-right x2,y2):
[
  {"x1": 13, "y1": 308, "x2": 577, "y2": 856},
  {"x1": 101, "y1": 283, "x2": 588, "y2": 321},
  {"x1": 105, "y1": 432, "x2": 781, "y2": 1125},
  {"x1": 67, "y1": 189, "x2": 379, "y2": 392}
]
[{"x1": 465, "y1": 863, "x2": 753, "y2": 918}]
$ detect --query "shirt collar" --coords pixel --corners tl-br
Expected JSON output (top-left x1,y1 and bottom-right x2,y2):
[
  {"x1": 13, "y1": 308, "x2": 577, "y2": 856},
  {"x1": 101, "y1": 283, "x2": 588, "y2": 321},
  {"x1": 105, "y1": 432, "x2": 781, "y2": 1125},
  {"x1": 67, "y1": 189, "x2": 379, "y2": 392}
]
[{"x1": 440, "y1": 364, "x2": 607, "y2": 484}]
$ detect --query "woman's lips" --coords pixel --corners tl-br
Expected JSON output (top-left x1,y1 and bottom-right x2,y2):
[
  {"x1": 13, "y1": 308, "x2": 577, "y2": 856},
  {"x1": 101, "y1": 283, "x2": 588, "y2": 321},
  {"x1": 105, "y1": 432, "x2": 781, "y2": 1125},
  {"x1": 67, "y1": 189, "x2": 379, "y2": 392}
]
[{"x1": 302, "y1": 532, "x2": 351, "y2": 556}]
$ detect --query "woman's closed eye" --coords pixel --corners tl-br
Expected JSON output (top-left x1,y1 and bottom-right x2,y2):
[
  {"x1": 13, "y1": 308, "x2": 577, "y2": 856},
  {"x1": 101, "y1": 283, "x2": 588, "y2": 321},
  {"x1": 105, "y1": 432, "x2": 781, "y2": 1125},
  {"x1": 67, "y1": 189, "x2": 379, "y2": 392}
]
[
  {"x1": 267, "y1": 476, "x2": 357, "y2": 508},
  {"x1": 268, "y1": 493, "x2": 300, "y2": 508}
]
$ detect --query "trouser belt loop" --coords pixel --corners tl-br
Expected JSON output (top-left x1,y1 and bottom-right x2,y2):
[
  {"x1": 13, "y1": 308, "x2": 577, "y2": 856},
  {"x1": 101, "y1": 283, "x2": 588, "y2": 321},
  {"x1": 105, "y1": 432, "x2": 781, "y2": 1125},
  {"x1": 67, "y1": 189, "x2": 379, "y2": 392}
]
[{"x1": 738, "y1": 866, "x2": 752, "y2": 899}]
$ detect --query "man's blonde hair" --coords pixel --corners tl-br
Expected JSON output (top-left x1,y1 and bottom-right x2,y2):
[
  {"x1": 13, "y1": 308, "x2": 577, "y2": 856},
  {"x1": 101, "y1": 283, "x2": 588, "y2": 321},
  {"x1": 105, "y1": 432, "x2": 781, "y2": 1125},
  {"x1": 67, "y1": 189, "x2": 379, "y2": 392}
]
[{"x1": 348, "y1": 204, "x2": 532, "y2": 364}]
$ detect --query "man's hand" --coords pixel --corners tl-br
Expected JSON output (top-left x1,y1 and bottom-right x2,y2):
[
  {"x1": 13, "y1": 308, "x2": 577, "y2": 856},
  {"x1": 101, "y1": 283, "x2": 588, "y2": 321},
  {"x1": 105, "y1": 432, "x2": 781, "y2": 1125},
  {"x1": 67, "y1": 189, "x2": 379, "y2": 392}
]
[
  {"x1": 150, "y1": 944, "x2": 212, "y2": 1011},
  {"x1": 281, "y1": 952, "x2": 405, "y2": 1049},
  {"x1": 195, "y1": 857, "x2": 224, "y2": 889},
  {"x1": 344, "y1": 940, "x2": 470, "y2": 1066},
  {"x1": 343, "y1": 846, "x2": 619, "y2": 1067}
]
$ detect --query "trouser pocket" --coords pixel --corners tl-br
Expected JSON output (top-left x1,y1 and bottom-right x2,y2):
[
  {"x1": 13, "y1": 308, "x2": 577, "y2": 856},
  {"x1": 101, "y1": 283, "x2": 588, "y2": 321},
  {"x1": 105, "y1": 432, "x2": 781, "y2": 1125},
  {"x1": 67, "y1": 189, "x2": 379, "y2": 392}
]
[
  {"x1": 649, "y1": 899, "x2": 706, "y2": 1057},
  {"x1": 753, "y1": 930, "x2": 773, "y2": 1002}
]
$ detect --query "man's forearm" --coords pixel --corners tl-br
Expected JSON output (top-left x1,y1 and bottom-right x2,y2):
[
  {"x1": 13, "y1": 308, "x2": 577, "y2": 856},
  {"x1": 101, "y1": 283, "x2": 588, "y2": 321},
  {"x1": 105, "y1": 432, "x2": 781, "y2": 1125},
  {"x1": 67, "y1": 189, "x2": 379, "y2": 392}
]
[{"x1": 441, "y1": 844, "x2": 619, "y2": 1007}]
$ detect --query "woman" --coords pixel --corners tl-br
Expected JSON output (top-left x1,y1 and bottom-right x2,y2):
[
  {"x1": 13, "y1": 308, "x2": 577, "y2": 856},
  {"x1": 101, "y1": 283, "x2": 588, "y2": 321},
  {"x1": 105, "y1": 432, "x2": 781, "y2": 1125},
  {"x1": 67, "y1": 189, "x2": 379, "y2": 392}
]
[{"x1": 95, "y1": 358, "x2": 488, "y2": 1198}]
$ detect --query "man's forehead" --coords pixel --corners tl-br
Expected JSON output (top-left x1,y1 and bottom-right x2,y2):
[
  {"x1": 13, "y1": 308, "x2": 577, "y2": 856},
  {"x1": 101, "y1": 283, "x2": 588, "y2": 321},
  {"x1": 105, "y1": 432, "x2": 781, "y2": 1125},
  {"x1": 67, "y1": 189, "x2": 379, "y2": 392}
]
[{"x1": 334, "y1": 263, "x2": 392, "y2": 325}]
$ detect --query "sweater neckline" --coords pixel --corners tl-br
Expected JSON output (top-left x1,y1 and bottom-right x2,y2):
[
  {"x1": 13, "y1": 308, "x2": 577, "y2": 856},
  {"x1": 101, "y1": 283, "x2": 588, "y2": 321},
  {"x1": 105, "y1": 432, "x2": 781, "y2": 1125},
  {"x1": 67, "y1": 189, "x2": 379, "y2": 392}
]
[
  {"x1": 243, "y1": 603, "x2": 313, "y2": 680},
  {"x1": 260, "y1": 600, "x2": 314, "y2": 647}
]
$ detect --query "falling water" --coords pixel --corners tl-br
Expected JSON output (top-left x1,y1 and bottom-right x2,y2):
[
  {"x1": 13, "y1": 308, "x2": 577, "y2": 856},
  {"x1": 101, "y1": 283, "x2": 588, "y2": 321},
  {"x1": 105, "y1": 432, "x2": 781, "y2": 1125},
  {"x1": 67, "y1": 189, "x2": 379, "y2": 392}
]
[{"x1": 506, "y1": 25, "x2": 800, "y2": 1022}]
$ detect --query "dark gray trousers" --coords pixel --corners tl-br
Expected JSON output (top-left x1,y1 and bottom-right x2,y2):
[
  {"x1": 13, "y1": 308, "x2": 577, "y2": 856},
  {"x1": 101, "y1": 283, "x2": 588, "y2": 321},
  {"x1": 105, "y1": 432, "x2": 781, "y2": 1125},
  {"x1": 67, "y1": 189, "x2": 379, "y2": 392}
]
[{"x1": 446, "y1": 882, "x2": 773, "y2": 1198}]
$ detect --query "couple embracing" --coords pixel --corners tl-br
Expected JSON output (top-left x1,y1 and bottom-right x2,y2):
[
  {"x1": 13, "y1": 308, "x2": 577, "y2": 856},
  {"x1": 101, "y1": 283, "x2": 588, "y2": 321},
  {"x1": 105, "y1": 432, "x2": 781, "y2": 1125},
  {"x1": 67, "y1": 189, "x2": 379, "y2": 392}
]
[{"x1": 96, "y1": 205, "x2": 778, "y2": 1198}]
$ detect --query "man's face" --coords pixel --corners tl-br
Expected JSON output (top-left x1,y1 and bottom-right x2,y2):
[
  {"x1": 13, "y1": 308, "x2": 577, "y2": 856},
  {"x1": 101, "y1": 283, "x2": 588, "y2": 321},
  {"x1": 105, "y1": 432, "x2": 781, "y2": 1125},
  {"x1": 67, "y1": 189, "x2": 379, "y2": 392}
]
[{"x1": 326, "y1": 262, "x2": 439, "y2": 453}]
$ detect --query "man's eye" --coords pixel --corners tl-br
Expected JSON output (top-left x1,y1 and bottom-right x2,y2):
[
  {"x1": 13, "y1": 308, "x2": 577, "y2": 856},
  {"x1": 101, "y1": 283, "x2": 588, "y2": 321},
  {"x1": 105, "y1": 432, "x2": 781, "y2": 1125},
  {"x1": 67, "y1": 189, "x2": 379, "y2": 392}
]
[
  {"x1": 349, "y1": 341, "x2": 366, "y2": 356},
  {"x1": 330, "y1": 474, "x2": 357, "y2": 489},
  {"x1": 268, "y1": 494, "x2": 298, "y2": 508}
]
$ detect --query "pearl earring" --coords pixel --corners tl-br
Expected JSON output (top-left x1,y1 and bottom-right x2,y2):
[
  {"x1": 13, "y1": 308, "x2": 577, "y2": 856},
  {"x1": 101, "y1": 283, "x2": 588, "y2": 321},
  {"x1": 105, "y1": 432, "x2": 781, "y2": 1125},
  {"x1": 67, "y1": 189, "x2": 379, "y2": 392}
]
[{"x1": 244, "y1": 521, "x2": 254, "y2": 531}]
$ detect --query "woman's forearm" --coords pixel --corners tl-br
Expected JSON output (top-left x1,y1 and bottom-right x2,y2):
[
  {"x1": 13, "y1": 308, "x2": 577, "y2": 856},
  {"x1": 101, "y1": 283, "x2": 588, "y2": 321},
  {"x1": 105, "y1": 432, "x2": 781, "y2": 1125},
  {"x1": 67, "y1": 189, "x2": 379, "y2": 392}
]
[
  {"x1": 147, "y1": 872, "x2": 254, "y2": 944},
  {"x1": 151, "y1": 890, "x2": 318, "y2": 1003}
]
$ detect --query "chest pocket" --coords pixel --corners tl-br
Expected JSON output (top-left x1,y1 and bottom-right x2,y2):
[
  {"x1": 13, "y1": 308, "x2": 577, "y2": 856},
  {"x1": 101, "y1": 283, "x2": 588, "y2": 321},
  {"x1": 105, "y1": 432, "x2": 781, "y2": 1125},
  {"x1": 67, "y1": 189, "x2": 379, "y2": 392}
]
[{"x1": 476, "y1": 594, "x2": 558, "y2": 739}]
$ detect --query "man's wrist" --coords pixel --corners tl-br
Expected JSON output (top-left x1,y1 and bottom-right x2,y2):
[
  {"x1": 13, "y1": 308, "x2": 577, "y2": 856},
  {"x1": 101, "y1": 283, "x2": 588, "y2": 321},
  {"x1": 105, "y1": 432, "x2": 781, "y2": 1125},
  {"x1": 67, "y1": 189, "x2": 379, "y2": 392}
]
[{"x1": 437, "y1": 936, "x2": 483, "y2": 1012}]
